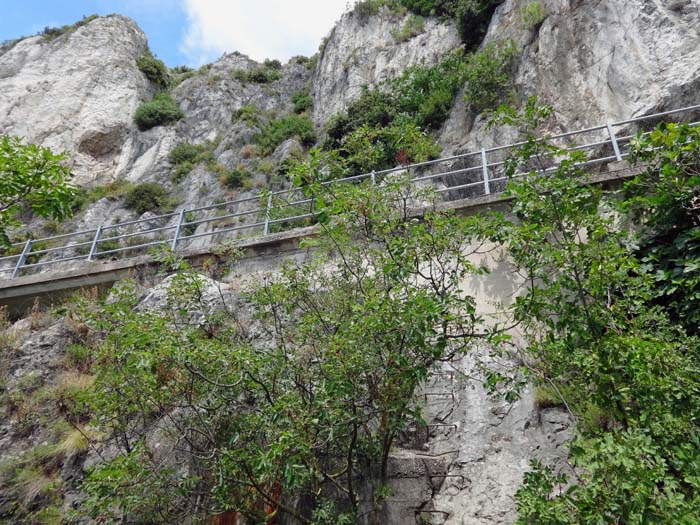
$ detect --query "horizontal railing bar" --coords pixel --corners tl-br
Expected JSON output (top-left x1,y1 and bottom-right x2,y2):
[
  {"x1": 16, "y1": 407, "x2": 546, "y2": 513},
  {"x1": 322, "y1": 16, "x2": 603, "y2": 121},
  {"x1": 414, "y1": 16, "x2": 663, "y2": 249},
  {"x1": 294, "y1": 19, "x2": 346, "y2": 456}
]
[
  {"x1": 0, "y1": 253, "x2": 22, "y2": 262},
  {"x1": 268, "y1": 212, "x2": 314, "y2": 224},
  {"x1": 100, "y1": 211, "x2": 179, "y2": 230},
  {"x1": 613, "y1": 103, "x2": 700, "y2": 127},
  {"x1": 411, "y1": 165, "x2": 482, "y2": 184},
  {"x1": 2, "y1": 104, "x2": 697, "y2": 281},
  {"x1": 21, "y1": 254, "x2": 91, "y2": 269},
  {"x1": 184, "y1": 207, "x2": 265, "y2": 228},
  {"x1": 95, "y1": 239, "x2": 167, "y2": 256},
  {"x1": 178, "y1": 221, "x2": 266, "y2": 241},
  {"x1": 9, "y1": 227, "x2": 98, "y2": 247},
  {"x1": 99, "y1": 224, "x2": 177, "y2": 243},
  {"x1": 193, "y1": 193, "x2": 265, "y2": 213}
]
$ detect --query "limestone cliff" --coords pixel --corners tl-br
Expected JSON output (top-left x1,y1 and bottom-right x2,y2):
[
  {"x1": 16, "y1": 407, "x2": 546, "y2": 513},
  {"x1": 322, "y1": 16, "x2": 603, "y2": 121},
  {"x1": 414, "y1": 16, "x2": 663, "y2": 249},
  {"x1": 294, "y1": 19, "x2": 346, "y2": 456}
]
[{"x1": 1, "y1": 1, "x2": 699, "y2": 523}]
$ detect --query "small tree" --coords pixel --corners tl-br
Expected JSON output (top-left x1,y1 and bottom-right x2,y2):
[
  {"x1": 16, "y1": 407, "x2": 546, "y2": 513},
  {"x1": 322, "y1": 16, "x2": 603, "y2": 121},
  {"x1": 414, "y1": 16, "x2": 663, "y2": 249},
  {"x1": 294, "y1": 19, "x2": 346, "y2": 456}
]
[
  {"x1": 0, "y1": 135, "x2": 76, "y2": 247},
  {"x1": 78, "y1": 178, "x2": 486, "y2": 524},
  {"x1": 475, "y1": 99, "x2": 700, "y2": 523}
]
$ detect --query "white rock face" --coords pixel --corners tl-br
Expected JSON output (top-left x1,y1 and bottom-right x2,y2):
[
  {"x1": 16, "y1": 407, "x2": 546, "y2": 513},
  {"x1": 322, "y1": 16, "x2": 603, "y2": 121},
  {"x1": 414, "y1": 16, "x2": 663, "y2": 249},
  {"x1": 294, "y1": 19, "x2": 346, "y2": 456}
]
[
  {"x1": 0, "y1": 15, "x2": 151, "y2": 186},
  {"x1": 439, "y1": 0, "x2": 700, "y2": 155},
  {"x1": 311, "y1": 8, "x2": 461, "y2": 126}
]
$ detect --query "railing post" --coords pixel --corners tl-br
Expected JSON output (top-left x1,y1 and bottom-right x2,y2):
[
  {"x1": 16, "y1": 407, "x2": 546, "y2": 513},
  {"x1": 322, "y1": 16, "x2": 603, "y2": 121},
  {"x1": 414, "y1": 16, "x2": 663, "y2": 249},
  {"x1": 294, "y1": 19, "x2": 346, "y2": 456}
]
[
  {"x1": 371, "y1": 170, "x2": 376, "y2": 185},
  {"x1": 87, "y1": 225, "x2": 102, "y2": 261},
  {"x1": 12, "y1": 240, "x2": 33, "y2": 279},
  {"x1": 263, "y1": 194, "x2": 273, "y2": 236},
  {"x1": 171, "y1": 209, "x2": 186, "y2": 251},
  {"x1": 481, "y1": 148, "x2": 490, "y2": 195},
  {"x1": 607, "y1": 122, "x2": 623, "y2": 162}
]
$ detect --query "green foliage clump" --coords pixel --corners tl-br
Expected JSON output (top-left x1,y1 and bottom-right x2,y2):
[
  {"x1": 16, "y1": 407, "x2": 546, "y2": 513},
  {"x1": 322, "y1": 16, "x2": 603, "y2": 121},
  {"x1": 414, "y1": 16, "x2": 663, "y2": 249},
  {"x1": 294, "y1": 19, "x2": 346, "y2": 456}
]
[
  {"x1": 123, "y1": 183, "x2": 169, "y2": 214},
  {"x1": 70, "y1": 179, "x2": 133, "y2": 213},
  {"x1": 292, "y1": 90, "x2": 313, "y2": 114},
  {"x1": 476, "y1": 98, "x2": 700, "y2": 524},
  {"x1": 520, "y1": 1, "x2": 547, "y2": 29},
  {"x1": 341, "y1": 115, "x2": 441, "y2": 172},
  {"x1": 40, "y1": 14, "x2": 99, "y2": 41},
  {"x1": 392, "y1": 13, "x2": 425, "y2": 42},
  {"x1": 233, "y1": 64, "x2": 282, "y2": 84},
  {"x1": 136, "y1": 51, "x2": 170, "y2": 90},
  {"x1": 398, "y1": 0, "x2": 501, "y2": 48},
  {"x1": 0, "y1": 136, "x2": 76, "y2": 247},
  {"x1": 231, "y1": 104, "x2": 262, "y2": 127},
  {"x1": 133, "y1": 93, "x2": 184, "y2": 131},
  {"x1": 170, "y1": 65, "x2": 197, "y2": 87},
  {"x1": 76, "y1": 178, "x2": 482, "y2": 523},
  {"x1": 219, "y1": 167, "x2": 252, "y2": 189},
  {"x1": 168, "y1": 142, "x2": 204, "y2": 165},
  {"x1": 463, "y1": 40, "x2": 517, "y2": 114},
  {"x1": 255, "y1": 114, "x2": 317, "y2": 154},
  {"x1": 168, "y1": 142, "x2": 209, "y2": 182},
  {"x1": 325, "y1": 49, "x2": 468, "y2": 154},
  {"x1": 625, "y1": 122, "x2": 700, "y2": 335},
  {"x1": 353, "y1": 0, "x2": 403, "y2": 21}
]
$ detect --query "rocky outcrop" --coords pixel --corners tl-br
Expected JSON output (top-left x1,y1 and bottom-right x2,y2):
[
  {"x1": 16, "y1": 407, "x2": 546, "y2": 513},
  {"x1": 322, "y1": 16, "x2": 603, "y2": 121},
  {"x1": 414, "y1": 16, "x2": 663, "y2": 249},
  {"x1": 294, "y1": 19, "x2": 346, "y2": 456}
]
[
  {"x1": 2, "y1": 1, "x2": 700, "y2": 522},
  {"x1": 311, "y1": 8, "x2": 461, "y2": 126},
  {"x1": 439, "y1": 0, "x2": 700, "y2": 155},
  {"x1": 0, "y1": 15, "x2": 150, "y2": 186}
]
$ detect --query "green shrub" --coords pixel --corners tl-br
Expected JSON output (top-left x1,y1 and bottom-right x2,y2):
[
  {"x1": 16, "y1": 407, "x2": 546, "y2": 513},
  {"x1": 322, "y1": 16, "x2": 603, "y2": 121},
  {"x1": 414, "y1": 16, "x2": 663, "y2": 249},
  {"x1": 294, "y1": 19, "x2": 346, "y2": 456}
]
[
  {"x1": 263, "y1": 58, "x2": 282, "y2": 70},
  {"x1": 40, "y1": 14, "x2": 98, "y2": 41},
  {"x1": 170, "y1": 65, "x2": 197, "y2": 87},
  {"x1": 392, "y1": 14, "x2": 425, "y2": 42},
  {"x1": 233, "y1": 66, "x2": 281, "y2": 84},
  {"x1": 354, "y1": 0, "x2": 403, "y2": 21},
  {"x1": 325, "y1": 50, "x2": 466, "y2": 150},
  {"x1": 137, "y1": 51, "x2": 170, "y2": 90},
  {"x1": 220, "y1": 168, "x2": 252, "y2": 190},
  {"x1": 123, "y1": 183, "x2": 168, "y2": 214},
  {"x1": 172, "y1": 161, "x2": 194, "y2": 183},
  {"x1": 341, "y1": 115, "x2": 441, "y2": 172},
  {"x1": 255, "y1": 114, "x2": 317, "y2": 154},
  {"x1": 232, "y1": 104, "x2": 262, "y2": 127},
  {"x1": 169, "y1": 143, "x2": 204, "y2": 165},
  {"x1": 398, "y1": 0, "x2": 501, "y2": 49},
  {"x1": 292, "y1": 91, "x2": 313, "y2": 114},
  {"x1": 134, "y1": 93, "x2": 184, "y2": 131},
  {"x1": 520, "y1": 1, "x2": 546, "y2": 29},
  {"x1": 463, "y1": 40, "x2": 518, "y2": 114},
  {"x1": 71, "y1": 180, "x2": 133, "y2": 212}
]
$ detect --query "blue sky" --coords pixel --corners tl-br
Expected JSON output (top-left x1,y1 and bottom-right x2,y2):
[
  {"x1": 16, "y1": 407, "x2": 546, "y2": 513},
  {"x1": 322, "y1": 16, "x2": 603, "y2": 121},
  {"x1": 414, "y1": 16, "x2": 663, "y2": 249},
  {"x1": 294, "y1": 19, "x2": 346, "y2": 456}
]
[{"x1": 0, "y1": 1, "x2": 348, "y2": 67}]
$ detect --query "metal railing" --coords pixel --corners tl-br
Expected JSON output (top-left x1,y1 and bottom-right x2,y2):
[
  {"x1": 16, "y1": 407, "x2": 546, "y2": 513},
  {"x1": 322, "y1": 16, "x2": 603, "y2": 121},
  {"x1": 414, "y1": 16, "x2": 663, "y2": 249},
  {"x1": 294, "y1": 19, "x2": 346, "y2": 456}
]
[{"x1": 1, "y1": 103, "x2": 699, "y2": 281}]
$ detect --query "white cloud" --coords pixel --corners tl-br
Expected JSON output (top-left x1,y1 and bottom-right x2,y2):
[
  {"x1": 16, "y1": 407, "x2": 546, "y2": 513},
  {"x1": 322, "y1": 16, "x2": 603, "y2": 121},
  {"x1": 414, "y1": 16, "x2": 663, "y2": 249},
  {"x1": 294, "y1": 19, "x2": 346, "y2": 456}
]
[{"x1": 181, "y1": 0, "x2": 349, "y2": 66}]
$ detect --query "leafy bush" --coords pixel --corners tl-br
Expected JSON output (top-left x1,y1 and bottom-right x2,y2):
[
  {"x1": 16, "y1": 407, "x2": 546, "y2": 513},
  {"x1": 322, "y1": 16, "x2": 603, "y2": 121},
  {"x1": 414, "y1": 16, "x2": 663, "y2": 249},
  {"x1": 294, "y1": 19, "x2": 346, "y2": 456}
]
[
  {"x1": 220, "y1": 167, "x2": 252, "y2": 190},
  {"x1": 392, "y1": 13, "x2": 425, "y2": 42},
  {"x1": 341, "y1": 115, "x2": 441, "y2": 172},
  {"x1": 398, "y1": 0, "x2": 501, "y2": 48},
  {"x1": 70, "y1": 180, "x2": 133, "y2": 212},
  {"x1": 168, "y1": 143, "x2": 206, "y2": 182},
  {"x1": 40, "y1": 14, "x2": 98, "y2": 41},
  {"x1": 263, "y1": 58, "x2": 282, "y2": 70},
  {"x1": 0, "y1": 136, "x2": 76, "y2": 246},
  {"x1": 137, "y1": 51, "x2": 170, "y2": 90},
  {"x1": 292, "y1": 91, "x2": 313, "y2": 114},
  {"x1": 231, "y1": 104, "x2": 262, "y2": 127},
  {"x1": 255, "y1": 114, "x2": 317, "y2": 154},
  {"x1": 324, "y1": 50, "x2": 466, "y2": 152},
  {"x1": 520, "y1": 1, "x2": 547, "y2": 29},
  {"x1": 123, "y1": 183, "x2": 168, "y2": 214},
  {"x1": 463, "y1": 40, "x2": 517, "y2": 114},
  {"x1": 134, "y1": 93, "x2": 184, "y2": 131},
  {"x1": 168, "y1": 143, "x2": 204, "y2": 165},
  {"x1": 233, "y1": 66, "x2": 281, "y2": 84},
  {"x1": 354, "y1": 0, "x2": 403, "y2": 21}
]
